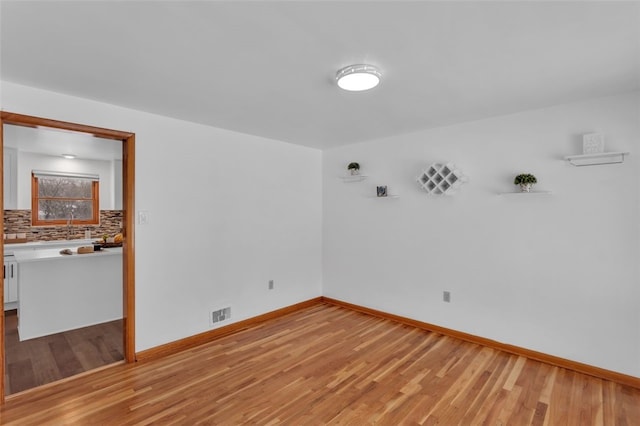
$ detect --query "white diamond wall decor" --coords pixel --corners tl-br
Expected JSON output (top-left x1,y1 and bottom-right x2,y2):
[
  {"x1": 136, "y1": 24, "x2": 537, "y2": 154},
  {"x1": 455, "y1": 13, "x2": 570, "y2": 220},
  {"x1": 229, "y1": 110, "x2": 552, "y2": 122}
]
[{"x1": 417, "y1": 162, "x2": 467, "y2": 195}]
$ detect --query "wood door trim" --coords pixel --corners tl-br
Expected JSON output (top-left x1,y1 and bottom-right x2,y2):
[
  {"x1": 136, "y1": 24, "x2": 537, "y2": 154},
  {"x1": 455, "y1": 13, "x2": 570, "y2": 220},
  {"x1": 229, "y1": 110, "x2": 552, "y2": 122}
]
[
  {"x1": 321, "y1": 297, "x2": 640, "y2": 390},
  {"x1": 0, "y1": 111, "x2": 136, "y2": 402},
  {"x1": 0, "y1": 112, "x2": 132, "y2": 140}
]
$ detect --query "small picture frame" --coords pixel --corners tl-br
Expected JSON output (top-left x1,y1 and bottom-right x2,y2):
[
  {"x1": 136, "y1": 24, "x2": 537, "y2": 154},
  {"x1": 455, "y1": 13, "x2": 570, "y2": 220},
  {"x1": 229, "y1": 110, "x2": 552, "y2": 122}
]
[
  {"x1": 376, "y1": 186, "x2": 388, "y2": 197},
  {"x1": 583, "y1": 133, "x2": 605, "y2": 155}
]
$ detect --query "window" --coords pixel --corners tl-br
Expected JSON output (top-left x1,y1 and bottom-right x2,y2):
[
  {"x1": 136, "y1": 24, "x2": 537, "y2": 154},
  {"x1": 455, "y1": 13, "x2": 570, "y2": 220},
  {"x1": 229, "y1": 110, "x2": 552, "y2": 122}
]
[{"x1": 31, "y1": 171, "x2": 100, "y2": 226}]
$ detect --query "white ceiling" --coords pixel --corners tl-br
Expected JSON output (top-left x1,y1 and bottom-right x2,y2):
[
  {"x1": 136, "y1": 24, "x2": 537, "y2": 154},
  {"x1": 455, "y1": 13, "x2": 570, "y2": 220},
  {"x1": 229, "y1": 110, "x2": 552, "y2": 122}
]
[
  {"x1": 1, "y1": 1, "x2": 639, "y2": 150},
  {"x1": 3, "y1": 125, "x2": 122, "y2": 161}
]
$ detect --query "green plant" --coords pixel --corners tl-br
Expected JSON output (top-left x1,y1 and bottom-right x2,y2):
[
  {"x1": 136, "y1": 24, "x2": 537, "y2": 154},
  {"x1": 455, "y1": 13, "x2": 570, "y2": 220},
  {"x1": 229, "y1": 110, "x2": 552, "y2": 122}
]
[
  {"x1": 513, "y1": 173, "x2": 537, "y2": 185},
  {"x1": 347, "y1": 162, "x2": 360, "y2": 171}
]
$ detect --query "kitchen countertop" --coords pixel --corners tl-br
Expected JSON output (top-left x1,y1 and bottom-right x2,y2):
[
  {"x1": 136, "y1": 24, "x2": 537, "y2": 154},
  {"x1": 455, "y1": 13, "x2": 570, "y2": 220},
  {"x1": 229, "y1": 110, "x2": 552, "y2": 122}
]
[
  {"x1": 13, "y1": 246, "x2": 122, "y2": 263},
  {"x1": 3, "y1": 239, "x2": 97, "y2": 256}
]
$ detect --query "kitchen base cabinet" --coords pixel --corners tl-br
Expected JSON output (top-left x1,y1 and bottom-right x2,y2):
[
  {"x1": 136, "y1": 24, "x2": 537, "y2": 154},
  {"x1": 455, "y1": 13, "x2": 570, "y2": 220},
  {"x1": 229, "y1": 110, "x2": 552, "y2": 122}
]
[
  {"x1": 4, "y1": 258, "x2": 18, "y2": 310},
  {"x1": 15, "y1": 248, "x2": 122, "y2": 341}
]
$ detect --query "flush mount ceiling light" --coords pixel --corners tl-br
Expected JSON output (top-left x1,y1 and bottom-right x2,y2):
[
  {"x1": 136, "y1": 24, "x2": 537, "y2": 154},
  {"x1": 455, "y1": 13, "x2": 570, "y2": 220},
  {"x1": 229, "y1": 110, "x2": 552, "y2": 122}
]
[
  {"x1": 336, "y1": 64, "x2": 381, "y2": 91},
  {"x1": 61, "y1": 154, "x2": 76, "y2": 159}
]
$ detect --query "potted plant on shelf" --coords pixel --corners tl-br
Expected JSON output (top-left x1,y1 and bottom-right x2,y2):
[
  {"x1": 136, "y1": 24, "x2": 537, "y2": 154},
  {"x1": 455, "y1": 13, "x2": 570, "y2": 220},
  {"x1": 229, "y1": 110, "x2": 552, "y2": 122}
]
[
  {"x1": 513, "y1": 173, "x2": 537, "y2": 192},
  {"x1": 347, "y1": 162, "x2": 360, "y2": 176}
]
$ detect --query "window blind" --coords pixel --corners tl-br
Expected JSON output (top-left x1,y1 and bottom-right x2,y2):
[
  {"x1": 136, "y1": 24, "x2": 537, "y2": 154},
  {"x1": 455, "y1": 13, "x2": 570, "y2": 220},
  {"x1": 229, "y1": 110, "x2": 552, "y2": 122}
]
[{"x1": 32, "y1": 170, "x2": 100, "y2": 181}]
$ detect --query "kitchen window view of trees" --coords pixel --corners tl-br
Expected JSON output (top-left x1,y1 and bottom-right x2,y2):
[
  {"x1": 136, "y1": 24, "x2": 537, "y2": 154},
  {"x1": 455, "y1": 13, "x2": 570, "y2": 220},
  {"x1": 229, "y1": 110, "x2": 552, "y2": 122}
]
[{"x1": 31, "y1": 171, "x2": 100, "y2": 226}]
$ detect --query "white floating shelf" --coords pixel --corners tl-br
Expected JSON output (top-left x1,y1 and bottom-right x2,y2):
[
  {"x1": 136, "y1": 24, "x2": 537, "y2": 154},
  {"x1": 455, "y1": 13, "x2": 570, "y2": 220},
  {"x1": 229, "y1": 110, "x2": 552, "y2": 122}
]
[
  {"x1": 498, "y1": 190, "x2": 552, "y2": 196},
  {"x1": 339, "y1": 175, "x2": 368, "y2": 182},
  {"x1": 368, "y1": 195, "x2": 400, "y2": 199},
  {"x1": 564, "y1": 152, "x2": 629, "y2": 166}
]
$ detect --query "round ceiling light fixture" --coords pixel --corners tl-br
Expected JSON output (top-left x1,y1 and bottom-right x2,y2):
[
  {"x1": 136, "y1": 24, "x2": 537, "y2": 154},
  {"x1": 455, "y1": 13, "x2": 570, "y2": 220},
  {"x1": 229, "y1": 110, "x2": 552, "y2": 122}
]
[
  {"x1": 61, "y1": 154, "x2": 76, "y2": 159},
  {"x1": 336, "y1": 64, "x2": 381, "y2": 91}
]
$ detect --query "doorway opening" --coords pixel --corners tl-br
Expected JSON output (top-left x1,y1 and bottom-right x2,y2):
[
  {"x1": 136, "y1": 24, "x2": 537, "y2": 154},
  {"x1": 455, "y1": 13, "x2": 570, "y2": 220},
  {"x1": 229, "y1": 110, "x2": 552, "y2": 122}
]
[{"x1": 0, "y1": 112, "x2": 135, "y2": 401}]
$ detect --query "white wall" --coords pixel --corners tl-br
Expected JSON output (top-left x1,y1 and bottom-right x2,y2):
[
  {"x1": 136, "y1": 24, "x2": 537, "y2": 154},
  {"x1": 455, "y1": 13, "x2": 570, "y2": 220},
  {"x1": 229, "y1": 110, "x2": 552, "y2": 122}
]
[
  {"x1": 1, "y1": 81, "x2": 323, "y2": 352},
  {"x1": 323, "y1": 92, "x2": 640, "y2": 377},
  {"x1": 15, "y1": 151, "x2": 115, "y2": 210},
  {"x1": 3, "y1": 80, "x2": 637, "y2": 378}
]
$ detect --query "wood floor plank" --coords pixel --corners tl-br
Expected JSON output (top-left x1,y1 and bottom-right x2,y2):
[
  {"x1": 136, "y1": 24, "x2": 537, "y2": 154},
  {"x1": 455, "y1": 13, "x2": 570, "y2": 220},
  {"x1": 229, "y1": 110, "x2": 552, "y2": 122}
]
[
  {"x1": 5, "y1": 359, "x2": 37, "y2": 394},
  {"x1": 1, "y1": 303, "x2": 638, "y2": 425},
  {"x1": 48, "y1": 334, "x2": 84, "y2": 377},
  {"x1": 4, "y1": 311, "x2": 123, "y2": 395}
]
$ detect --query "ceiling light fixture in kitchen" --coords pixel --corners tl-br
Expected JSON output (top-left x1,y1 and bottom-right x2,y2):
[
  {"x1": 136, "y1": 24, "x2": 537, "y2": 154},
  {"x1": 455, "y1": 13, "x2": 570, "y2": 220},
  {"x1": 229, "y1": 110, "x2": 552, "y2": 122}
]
[
  {"x1": 336, "y1": 64, "x2": 381, "y2": 91},
  {"x1": 61, "y1": 154, "x2": 76, "y2": 159}
]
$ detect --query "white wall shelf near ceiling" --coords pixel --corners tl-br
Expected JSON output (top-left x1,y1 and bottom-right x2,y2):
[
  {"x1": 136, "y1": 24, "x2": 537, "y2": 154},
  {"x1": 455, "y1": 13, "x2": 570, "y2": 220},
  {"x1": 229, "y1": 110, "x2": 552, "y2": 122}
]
[
  {"x1": 368, "y1": 195, "x2": 400, "y2": 199},
  {"x1": 564, "y1": 152, "x2": 629, "y2": 166},
  {"x1": 498, "y1": 190, "x2": 552, "y2": 196},
  {"x1": 339, "y1": 175, "x2": 368, "y2": 182}
]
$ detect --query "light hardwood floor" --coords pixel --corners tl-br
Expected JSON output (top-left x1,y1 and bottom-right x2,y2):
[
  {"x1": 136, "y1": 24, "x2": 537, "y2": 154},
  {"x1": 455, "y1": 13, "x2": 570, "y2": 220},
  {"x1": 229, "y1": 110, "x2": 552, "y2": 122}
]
[
  {"x1": 0, "y1": 303, "x2": 638, "y2": 424},
  {"x1": 4, "y1": 311, "x2": 123, "y2": 395}
]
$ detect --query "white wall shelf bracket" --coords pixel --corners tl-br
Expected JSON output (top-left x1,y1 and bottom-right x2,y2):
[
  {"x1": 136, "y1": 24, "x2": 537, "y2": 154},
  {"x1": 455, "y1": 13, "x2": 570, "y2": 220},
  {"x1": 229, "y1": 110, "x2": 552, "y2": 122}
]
[
  {"x1": 339, "y1": 175, "x2": 368, "y2": 183},
  {"x1": 564, "y1": 152, "x2": 629, "y2": 166},
  {"x1": 498, "y1": 190, "x2": 552, "y2": 196}
]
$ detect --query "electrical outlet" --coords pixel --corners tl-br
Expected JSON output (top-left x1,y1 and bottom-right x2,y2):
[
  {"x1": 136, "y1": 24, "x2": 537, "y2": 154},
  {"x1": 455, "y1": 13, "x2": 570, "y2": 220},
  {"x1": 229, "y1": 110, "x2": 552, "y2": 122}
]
[
  {"x1": 443, "y1": 291, "x2": 451, "y2": 303},
  {"x1": 268, "y1": 280, "x2": 274, "y2": 290}
]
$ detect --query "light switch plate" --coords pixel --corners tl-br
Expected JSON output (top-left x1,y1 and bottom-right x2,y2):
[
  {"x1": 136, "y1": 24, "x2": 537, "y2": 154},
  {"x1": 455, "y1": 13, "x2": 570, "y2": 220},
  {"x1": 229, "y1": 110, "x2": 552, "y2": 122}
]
[{"x1": 137, "y1": 210, "x2": 149, "y2": 225}]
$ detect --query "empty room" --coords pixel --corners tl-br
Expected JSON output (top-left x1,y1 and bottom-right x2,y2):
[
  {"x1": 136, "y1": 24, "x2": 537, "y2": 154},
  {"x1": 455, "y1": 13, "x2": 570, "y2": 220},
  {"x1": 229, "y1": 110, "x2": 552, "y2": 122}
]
[{"x1": 0, "y1": 1, "x2": 639, "y2": 424}]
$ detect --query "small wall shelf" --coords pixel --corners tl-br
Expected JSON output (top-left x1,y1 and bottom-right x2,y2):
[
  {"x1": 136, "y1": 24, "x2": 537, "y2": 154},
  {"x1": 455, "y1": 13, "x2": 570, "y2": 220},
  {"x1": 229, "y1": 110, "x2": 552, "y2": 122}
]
[
  {"x1": 339, "y1": 175, "x2": 368, "y2": 182},
  {"x1": 498, "y1": 190, "x2": 552, "y2": 196},
  {"x1": 368, "y1": 195, "x2": 400, "y2": 199},
  {"x1": 564, "y1": 152, "x2": 629, "y2": 166}
]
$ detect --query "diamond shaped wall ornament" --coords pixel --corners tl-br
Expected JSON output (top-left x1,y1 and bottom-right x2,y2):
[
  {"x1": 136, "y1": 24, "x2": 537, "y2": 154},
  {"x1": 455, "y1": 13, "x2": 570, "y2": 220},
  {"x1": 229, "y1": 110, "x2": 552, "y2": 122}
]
[{"x1": 417, "y1": 162, "x2": 467, "y2": 195}]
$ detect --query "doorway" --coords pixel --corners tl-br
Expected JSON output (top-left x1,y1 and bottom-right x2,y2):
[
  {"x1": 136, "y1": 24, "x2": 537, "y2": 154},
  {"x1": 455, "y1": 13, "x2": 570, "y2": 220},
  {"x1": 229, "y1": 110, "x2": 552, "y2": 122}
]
[{"x1": 0, "y1": 112, "x2": 135, "y2": 401}]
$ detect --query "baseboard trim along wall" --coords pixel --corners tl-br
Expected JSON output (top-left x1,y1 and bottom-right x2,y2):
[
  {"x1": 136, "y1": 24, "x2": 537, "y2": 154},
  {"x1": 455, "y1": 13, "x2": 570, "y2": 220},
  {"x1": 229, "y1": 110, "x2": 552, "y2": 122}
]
[
  {"x1": 321, "y1": 297, "x2": 640, "y2": 390},
  {"x1": 135, "y1": 295, "x2": 639, "y2": 389},
  {"x1": 136, "y1": 297, "x2": 323, "y2": 362}
]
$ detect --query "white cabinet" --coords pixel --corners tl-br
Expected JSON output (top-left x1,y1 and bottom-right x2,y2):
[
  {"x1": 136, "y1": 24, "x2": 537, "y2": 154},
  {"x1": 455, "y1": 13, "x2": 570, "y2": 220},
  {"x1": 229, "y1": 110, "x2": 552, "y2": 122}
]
[
  {"x1": 17, "y1": 248, "x2": 122, "y2": 340},
  {"x1": 3, "y1": 147, "x2": 18, "y2": 209},
  {"x1": 4, "y1": 258, "x2": 18, "y2": 308},
  {"x1": 113, "y1": 159, "x2": 123, "y2": 210}
]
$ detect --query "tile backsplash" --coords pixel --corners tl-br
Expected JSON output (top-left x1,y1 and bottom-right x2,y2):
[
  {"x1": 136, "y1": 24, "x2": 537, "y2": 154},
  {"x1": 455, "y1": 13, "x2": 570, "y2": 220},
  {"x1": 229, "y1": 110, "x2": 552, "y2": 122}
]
[{"x1": 4, "y1": 210, "x2": 123, "y2": 241}]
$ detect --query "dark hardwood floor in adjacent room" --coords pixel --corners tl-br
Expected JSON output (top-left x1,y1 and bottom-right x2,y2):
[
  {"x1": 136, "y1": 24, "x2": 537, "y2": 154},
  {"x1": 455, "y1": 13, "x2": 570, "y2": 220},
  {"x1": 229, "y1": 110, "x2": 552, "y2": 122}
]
[
  {"x1": 4, "y1": 310, "x2": 123, "y2": 395},
  {"x1": 1, "y1": 303, "x2": 638, "y2": 424}
]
